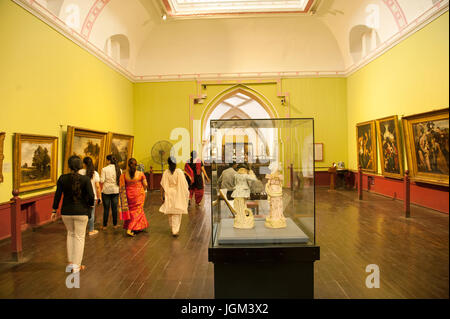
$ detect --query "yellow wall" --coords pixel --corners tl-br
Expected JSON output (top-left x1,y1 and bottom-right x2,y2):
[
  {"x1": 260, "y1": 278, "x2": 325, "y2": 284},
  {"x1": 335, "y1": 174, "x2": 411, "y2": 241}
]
[
  {"x1": 347, "y1": 12, "x2": 449, "y2": 171},
  {"x1": 133, "y1": 78, "x2": 347, "y2": 172},
  {"x1": 0, "y1": 0, "x2": 134, "y2": 203}
]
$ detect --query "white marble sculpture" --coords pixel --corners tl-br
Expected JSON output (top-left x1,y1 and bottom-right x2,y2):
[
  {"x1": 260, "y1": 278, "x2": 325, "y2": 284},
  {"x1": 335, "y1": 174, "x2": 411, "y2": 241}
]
[
  {"x1": 231, "y1": 165, "x2": 257, "y2": 229},
  {"x1": 265, "y1": 163, "x2": 287, "y2": 228}
]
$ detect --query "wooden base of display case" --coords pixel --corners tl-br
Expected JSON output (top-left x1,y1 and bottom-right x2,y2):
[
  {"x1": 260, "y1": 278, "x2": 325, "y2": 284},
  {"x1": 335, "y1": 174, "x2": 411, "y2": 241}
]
[{"x1": 209, "y1": 245, "x2": 320, "y2": 298}]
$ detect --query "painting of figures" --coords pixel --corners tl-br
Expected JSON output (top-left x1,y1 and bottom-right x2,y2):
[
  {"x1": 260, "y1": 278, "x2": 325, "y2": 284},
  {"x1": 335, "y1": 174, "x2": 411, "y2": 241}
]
[
  {"x1": 376, "y1": 116, "x2": 404, "y2": 179},
  {"x1": 64, "y1": 126, "x2": 107, "y2": 174},
  {"x1": 403, "y1": 108, "x2": 449, "y2": 186},
  {"x1": 356, "y1": 121, "x2": 377, "y2": 173},
  {"x1": 107, "y1": 133, "x2": 134, "y2": 170},
  {"x1": 14, "y1": 134, "x2": 58, "y2": 193}
]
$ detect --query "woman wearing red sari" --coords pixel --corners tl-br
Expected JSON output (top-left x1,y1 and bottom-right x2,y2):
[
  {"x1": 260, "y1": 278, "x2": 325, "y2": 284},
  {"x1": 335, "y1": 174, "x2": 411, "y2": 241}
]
[{"x1": 119, "y1": 158, "x2": 149, "y2": 237}]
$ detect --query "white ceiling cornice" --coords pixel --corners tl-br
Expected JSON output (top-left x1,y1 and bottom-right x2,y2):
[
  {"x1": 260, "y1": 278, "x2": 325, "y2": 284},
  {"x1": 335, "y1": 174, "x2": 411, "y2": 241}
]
[{"x1": 12, "y1": 0, "x2": 449, "y2": 83}]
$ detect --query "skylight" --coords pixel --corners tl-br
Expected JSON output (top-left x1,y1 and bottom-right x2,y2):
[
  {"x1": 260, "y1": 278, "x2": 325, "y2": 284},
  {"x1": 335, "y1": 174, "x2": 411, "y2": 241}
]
[{"x1": 163, "y1": 0, "x2": 314, "y2": 16}]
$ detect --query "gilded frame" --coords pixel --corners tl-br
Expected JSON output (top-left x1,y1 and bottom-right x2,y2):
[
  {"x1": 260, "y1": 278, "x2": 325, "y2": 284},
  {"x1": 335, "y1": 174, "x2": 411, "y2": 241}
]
[
  {"x1": 13, "y1": 133, "x2": 58, "y2": 193},
  {"x1": 0, "y1": 132, "x2": 5, "y2": 183},
  {"x1": 375, "y1": 115, "x2": 404, "y2": 179},
  {"x1": 356, "y1": 120, "x2": 377, "y2": 173},
  {"x1": 64, "y1": 126, "x2": 107, "y2": 174},
  {"x1": 105, "y1": 132, "x2": 134, "y2": 170},
  {"x1": 402, "y1": 108, "x2": 449, "y2": 186}
]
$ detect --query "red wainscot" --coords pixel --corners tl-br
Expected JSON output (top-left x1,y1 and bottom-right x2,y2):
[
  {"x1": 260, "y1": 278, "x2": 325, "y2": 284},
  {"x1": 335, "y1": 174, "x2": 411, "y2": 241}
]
[
  {"x1": 354, "y1": 171, "x2": 449, "y2": 214},
  {"x1": 0, "y1": 192, "x2": 55, "y2": 241}
]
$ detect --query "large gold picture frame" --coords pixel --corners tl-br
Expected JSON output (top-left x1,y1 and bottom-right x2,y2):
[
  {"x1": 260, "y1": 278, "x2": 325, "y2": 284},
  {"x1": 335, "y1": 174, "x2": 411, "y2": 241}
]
[
  {"x1": 64, "y1": 126, "x2": 107, "y2": 174},
  {"x1": 0, "y1": 132, "x2": 5, "y2": 183},
  {"x1": 106, "y1": 132, "x2": 134, "y2": 171},
  {"x1": 375, "y1": 115, "x2": 404, "y2": 179},
  {"x1": 13, "y1": 133, "x2": 58, "y2": 193},
  {"x1": 402, "y1": 108, "x2": 449, "y2": 186},
  {"x1": 356, "y1": 120, "x2": 377, "y2": 173}
]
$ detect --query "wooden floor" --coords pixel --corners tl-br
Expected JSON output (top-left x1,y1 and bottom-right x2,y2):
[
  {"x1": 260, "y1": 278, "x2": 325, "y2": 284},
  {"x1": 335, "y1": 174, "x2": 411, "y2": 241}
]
[{"x1": 0, "y1": 188, "x2": 448, "y2": 299}]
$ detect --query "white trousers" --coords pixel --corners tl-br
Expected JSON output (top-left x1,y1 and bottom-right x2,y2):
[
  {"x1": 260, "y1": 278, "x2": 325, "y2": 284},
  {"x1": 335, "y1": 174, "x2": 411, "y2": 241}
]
[
  {"x1": 167, "y1": 214, "x2": 182, "y2": 235},
  {"x1": 62, "y1": 215, "x2": 89, "y2": 267}
]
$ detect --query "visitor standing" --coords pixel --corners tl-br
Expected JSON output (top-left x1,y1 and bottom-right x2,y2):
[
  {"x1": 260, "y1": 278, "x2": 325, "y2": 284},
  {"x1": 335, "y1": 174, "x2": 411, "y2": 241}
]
[
  {"x1": 160, "y1": 156, "x2": 190, "y2": 237},
  {"x1": 184, "y1": 151, "x2": 210, "y2": 206},
  {"x1": 100, "y1": 154, "x2": 121, "y2": 230},
  {"x1": 119, "y1": 158, "x2": 149, "y2": 237},
  {"x1": 52, "y1": 155, "x2": 95, "y2": 273},
  {"x1": 78, "y1": 156, "x2": 101, "y2": 236}
]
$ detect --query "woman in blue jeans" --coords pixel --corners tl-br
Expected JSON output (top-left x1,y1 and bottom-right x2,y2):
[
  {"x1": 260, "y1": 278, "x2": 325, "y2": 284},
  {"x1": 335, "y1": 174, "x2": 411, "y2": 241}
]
[
  {"x1": 100, "y1": 155, "x2": 121, "y2": 230},
  {"x1": 78, "y1": 157, "x2": 101, "y2": 236}
]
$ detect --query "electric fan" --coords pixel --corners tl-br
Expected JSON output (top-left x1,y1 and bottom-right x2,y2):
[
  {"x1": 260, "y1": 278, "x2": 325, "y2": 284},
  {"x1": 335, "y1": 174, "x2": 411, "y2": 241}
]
[{"x1": 151, "y1": 140, "x2": 173, "y2": 172}]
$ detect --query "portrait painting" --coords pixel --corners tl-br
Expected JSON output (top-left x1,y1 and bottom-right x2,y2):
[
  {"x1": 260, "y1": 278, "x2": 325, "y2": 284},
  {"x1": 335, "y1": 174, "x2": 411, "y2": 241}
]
[
  {"x1": 106, "y1": 133, "x2": 134, "y2": 170},
  {"x1": 64, "y1": 126, "x2": 107, "y2": 173},
  {"x1": 13, "y1": 134, "x2": 58, "y2": 193},
  {"x1": 376, "y1": 115, "x2": 404, "y2": 179},
  {"x1": 356, "y1": 121, "x2": 377, "y2": 173},
  {"x1": 403, "y1": 108, "x2": 449, "y2": 186},
  {"x1": 0, "y1": 132, "x2": 5, "y2": 183}
]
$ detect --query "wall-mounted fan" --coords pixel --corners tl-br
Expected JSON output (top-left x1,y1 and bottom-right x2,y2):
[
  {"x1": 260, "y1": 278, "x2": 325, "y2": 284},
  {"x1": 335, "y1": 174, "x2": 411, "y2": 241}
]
[{"x1": 151, "y1": 140, "x2": 173, "y2": 172}]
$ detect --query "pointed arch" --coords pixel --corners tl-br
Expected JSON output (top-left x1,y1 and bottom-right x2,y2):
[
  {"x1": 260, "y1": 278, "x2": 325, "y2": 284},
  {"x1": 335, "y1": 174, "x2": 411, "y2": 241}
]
[{"x1": 200, "y1": 84, "x2": 279, "y2": 139}]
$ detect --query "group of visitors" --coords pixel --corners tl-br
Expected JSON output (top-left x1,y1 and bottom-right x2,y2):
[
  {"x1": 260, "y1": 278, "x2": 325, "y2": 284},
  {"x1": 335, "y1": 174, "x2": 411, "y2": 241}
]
[{"x1": 51, "y1": 151, "x2": 209, "y2": 273}]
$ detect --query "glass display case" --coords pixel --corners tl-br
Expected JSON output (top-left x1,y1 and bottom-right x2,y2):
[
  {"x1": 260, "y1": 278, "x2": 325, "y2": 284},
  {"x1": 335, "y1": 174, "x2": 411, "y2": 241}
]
[{"x1": 209, "y1": 118, "x2": 316, "y2": 248}]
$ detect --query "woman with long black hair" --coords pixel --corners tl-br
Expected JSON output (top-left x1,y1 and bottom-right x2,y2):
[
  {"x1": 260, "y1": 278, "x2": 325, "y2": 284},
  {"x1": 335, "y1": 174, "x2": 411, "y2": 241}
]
[
  {"x1": 78, "y1": 156, "x2": 101, "y2": 236},
  {"x1": 118, "y1": 158, "x2": 149, "y2": 237},
  {"x1": 160, "y1": 156, "x2": 190, "y2": 237},
  {"x1": 52, "y1": 155, "x2": 95, "y2": 273},
  {"x1": 100, "y1": 154, "x2": 121, "y2": 230}
]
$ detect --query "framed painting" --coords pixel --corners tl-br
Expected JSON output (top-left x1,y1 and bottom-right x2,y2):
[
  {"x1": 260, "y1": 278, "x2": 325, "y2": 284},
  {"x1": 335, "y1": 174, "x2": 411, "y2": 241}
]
[
  {"x1": 356, "y1": 120, "x2": 377, "y2": 173},
  {"x1": 0, "y1": 132, "x2": 5, "y2": 183},
  {"x1": 64, "y1": 126, "x2": 107, "y2": 174},
  {"x1": 314, "y1": 143, "x2": 323, "y2": 162},
  {"x1": 375, "y1": 115, "x2": 404, "y2": 179},
  {"x1": 402, "y1": 108, "x2": 449, "y2": 186},
  {"x1": 13, "y1": 134, "x2": 58, "y2": 193},
  {"x1": 106, "y1": 132, "x2": 134, "y2": 170}
]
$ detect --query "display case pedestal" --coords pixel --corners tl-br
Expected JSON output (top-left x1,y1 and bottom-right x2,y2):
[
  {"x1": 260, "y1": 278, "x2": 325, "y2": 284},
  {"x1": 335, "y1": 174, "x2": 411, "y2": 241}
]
[{"x1": 208, "y1": 245, "x2": 320, "y2": 299}]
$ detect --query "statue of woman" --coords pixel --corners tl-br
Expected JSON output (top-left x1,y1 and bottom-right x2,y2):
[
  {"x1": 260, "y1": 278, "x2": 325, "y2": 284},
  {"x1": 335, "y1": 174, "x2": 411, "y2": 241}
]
[{"x1": 265, "y1": 164, "x2": 286, "y2": 228}]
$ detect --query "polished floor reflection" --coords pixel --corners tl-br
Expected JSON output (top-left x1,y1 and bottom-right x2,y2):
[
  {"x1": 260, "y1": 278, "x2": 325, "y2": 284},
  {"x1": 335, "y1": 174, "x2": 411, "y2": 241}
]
[{"x1": 0, "y1": 188, "x2": 448, "y2": 298}]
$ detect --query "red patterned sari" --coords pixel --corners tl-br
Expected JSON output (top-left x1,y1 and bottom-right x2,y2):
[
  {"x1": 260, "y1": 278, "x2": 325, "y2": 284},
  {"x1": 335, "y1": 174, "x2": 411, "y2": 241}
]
[{"x1": 119, "y1": 172, "x2": 148, "y2": 231}]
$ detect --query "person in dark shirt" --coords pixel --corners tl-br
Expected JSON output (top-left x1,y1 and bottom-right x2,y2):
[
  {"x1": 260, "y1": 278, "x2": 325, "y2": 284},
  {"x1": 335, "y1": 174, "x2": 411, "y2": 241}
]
[{"x1": 52, "y1": 155, "x2": 95, "y2": 273}]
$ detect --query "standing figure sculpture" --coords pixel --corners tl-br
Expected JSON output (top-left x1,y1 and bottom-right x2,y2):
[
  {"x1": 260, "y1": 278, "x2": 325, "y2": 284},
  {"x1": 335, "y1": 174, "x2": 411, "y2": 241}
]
[
  {"x1": 265, "y1": 163, "x2": 287, "y2": 228},
  {"x1": 231, "y1": 164, "x2": 257, "y2": 229}
]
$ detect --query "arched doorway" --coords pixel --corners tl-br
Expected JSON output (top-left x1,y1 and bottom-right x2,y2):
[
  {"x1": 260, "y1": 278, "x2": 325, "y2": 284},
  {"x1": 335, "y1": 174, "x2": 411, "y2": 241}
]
[{"x1": 201, "y1": 87, "x2": 277, "y2": 163}]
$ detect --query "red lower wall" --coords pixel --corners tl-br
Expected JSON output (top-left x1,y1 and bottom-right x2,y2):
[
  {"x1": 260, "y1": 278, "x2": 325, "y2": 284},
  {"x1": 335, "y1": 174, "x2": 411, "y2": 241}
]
[
  {"x1": 356, "y1": 172, "x2": 449, "y2": 214},
  {"x1": 0, "y1": 192, "x2": 55, "y2": 241}
]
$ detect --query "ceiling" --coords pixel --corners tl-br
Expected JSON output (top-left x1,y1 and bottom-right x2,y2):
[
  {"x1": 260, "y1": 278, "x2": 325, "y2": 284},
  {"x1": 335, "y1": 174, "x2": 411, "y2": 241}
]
[
  {"x1": 162, "y1": 0, "x2": 314, "y2": 16},
  {"x1": 13, "y1": 0, "x2": 449, "y2": 81}
]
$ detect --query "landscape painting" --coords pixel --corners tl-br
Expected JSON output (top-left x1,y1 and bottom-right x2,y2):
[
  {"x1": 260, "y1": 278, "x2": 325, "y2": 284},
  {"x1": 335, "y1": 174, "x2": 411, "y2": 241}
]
[
  {"x1": 356, "y1": 120, "x2": 377, "y2": 173},
  {"x1": 107, "y1": 133, "x2": 134, "y2": 170},
  {"x1": 14, "y1": 134, "x2": 58, "y2": 193},
  {"x1": 403, "y1": 108, "x2": 449, "y2": 186},
  {"x1": 64, "y1": 126, "x2": 107, "y2": 173},
  {"x1": 376, "y1": 115, "x2": 404, "y2": 179}
]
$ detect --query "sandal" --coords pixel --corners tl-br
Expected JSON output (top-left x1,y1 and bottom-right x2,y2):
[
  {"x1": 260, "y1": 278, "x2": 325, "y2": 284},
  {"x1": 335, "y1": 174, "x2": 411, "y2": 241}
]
[
  {"x1": 88, "y1": 230, "x2": 99, "y2": 236},
  {"x1": 126, "y1": 230, "x2": 135, "y2": 237}
]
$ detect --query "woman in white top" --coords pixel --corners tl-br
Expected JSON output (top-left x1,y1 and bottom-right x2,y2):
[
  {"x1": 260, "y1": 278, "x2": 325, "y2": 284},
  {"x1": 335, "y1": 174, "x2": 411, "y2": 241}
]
[
  {"x1": 100, "y1": 154, "x2": 121, "y2": 230},
  {"x1": 159, "y1": 156, "x2": 189, "y2": 237},
  {"x1": 78, "y1": 156, "x2": 102, "y2": 235}
]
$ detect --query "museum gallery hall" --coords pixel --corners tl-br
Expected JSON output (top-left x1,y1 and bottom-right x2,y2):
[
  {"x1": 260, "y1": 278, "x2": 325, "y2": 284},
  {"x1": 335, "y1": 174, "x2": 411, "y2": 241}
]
[{"x1": 0, "y1": 0, "x2": 448, "y2": 300}]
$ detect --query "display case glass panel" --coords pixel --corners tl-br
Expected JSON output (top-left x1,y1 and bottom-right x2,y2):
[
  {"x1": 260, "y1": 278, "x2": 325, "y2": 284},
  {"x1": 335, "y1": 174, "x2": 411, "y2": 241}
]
[{"x1": 210, "y1": 118, "x2": 315, "y2": 247}]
